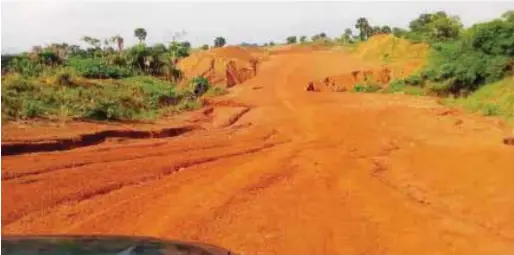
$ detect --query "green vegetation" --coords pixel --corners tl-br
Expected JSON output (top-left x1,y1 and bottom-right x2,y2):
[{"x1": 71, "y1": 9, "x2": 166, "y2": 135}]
[
  {"x1": 445, "y1": 78, "x2": 514, "y2": 123},
  {"x1": 1, "y1": 74, "x2": 210, "y2": 122},
  {"x1": 351, "y1": 84, "x2": 381, "y2": 93},
  {"x1": 400, "y1": 10, "x2": 514, "y2": 96},
  {"x1": 349, "y1": 10, "x2": 514, "y2": 123},
  {"x1": 286, "y1": 36, "x2": 297, "y2": 44},
  {"x1": 214, "y1": 37, "x2": 226, "y2": 48},
  {"x1": 1, "y1": 28, "x2": 227, "y2": 123}
]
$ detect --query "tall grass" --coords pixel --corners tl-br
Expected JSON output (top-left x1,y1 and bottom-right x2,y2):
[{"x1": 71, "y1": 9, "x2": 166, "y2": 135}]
[{"x1": 445, "y1": 77, "x2": 514, "y2": 123}]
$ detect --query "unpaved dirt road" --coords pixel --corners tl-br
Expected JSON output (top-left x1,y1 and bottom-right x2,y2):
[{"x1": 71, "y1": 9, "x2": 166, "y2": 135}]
[{"x1": 3, "y1": 49, "x2": 514, "y2": 254}]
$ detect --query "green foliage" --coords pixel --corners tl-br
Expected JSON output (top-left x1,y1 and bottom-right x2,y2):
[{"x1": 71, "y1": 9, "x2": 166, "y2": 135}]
[
  {"x1": 351, "y1": 83, "x2": 381, "y2": 93},
  {"x1": 408, "y1": 13, "x2": 514, "y2": 95},
  {"x1": 286, "y1": 36, "x2": 297, "y2": 44},
  {"x1": 134, "y1": 28, "x2": 147, "y2": 43},
  {"x1": 481, "y1": 103, "x2": 500, "y2": 116},
  {"x1": 470, "y1": 19, "x2": 514, "y2": 56},
  {"x1": 355, "y1": 17, "x2": 371, "y2": 41},
  {"x1": 53, "y1": 69, "x2": 75, "y2": 86},
  {"x1": 311, "y1": 33, "x2": 327, "y2": 42},
  {"x1": 404, "y1": 74, "x2": 423, "y2": 86},
  {"x1": 188, "y1": 76, "x2": 210, "y2": 97},
  {"x1": 407, "y1": 11, "x2": 463, "y2": 43},
  {"x1": 68, "y1": 57, "x2": 136, "y2": 79},
  {"x1": 201, "y1": 44, "x2": 209, "y2": 50},
  {"x1": 384, "y1": 79, "x2": 407, "y2": 93},
  {"x1": 5, "y1": 55, "x2": 45, "y2": 77},
  {"x1": 299, "y1": 36, "x2": 307, "y2": 43},
  {"x1": 1, "y1": 75, "x2": 201, "y2": 122},
  {"x1": 204, "y1": 86, "x2": 228, "y2": 97},
  {"x1": 392, "y1": 27, "x2": 408, "y2": 38},
  {"x1": 448, "y1": 78, "x2": 514, "y2": 123},
  {"x1": 214, "y1": 37, "x2": 226, "y2": 48},
  {"x1": 381, "y1": 26, "x2": 392, "y2": 34}
]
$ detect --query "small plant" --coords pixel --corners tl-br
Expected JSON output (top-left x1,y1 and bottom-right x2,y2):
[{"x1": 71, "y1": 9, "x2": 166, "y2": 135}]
[
  {"x1": 405, "y1": 74, "x2": 423, "y2": 86},
  {"x1": 53, "y1": 69, "x2": 74, "y2": 86},
  {"x1": 481, "y1": 103, "x2": 500, "y2": 116},
  {"x1": 352, "y1": 83, "x2": 381, "y2": 93},
  {"x1": 189, "y1": 76, "x2": 210, "y2": 97},
  {"x1": 383, "y1": 79, "x2": 406, "y2": 93}
]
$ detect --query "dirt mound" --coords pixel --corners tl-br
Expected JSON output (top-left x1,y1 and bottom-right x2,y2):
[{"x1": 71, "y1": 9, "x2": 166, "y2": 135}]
[
  {"x1": 307, "y1": 35, "x2": 430, "y2": 92},
  {"x1": 355, "y1": 34, "x2": 428, "y2": 81},
  {"x1": 179, "y1": 46, "x2": 269, "y2": 88},
  {"x1": 356, "y1": 34, "x2": 429, "y2": 63},
  {"x1": 309, "y1": 67, "x2": 393, "y2": 92}
]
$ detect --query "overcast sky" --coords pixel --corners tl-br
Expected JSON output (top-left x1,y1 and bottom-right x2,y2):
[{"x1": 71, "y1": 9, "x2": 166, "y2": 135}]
[{"x1": 2, "y1": 1, "x2": 514, "y2": 53}]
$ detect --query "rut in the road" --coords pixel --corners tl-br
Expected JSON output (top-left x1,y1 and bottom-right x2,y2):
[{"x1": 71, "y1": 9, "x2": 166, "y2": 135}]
[{"x1": 2, "y1": 126, "x2": 195, "y2": 156}]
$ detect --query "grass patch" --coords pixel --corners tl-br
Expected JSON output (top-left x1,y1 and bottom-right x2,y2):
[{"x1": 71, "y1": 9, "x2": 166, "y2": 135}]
[
  {"x1": 446, "y1": 78, "x2": 514, "y2": 123},
  {"x1": 352, "y1": 83, "x2": 381, "y2": 93},
  {"x1": 1, "y1": 75, "x2": 204, "y2": 122}
]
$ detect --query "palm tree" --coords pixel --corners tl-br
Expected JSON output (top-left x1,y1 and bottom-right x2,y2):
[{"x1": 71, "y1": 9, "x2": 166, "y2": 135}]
[
  {"x1": 110, "y1": 35, "x2": 124, "y2": 52},
  {"x1": 134, "y1": 28, "x2": 147, "y2": 44},
  {"x1": 355, "y1": 17, "x2": 371, "y2": 41}
]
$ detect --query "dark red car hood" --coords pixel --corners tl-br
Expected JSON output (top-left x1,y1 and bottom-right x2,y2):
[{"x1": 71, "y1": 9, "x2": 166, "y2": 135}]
[{"x1": 1, "y1": 235, "x2": 234, "y2": 255}]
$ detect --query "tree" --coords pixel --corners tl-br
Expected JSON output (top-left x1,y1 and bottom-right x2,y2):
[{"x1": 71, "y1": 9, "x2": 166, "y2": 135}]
[
  {"x1": 68, "y1": 45, "x2": 81, "y2": 55},
  {"x1": 408, "y1": 12, "x2": 463, "y2": 43},
  {"x1": 299, "y1": 36, "x2": 307, "y2": 43},
  {"x1": 269, "y1": 41, "x2": 275, "y2": 46},
  {"x1": 471, "y1": 19, "x2": 514, "y2": 56},
  {"x1": 169, "y1": 41, "x2": 190, "y2": 64},
  {"x1": 214, "y1": 37, "x2": 226, "y2": 48},
  {"x1": 286, "y1": 36, "x2": 297, "y2": 44},
  {"x1": 381, "y1": 26, "x2": 392, "y2": 34},
  {"x1": 502, "y1": 10, "x2": 514, "y2": 22},
  {"x1": 134, "y1": 28, "x2": 147, "y2": 43},
  {"x1": 201, "y1": 44, "x2": 209, "y2": 50},
  {"x1": 151, "y1": 43, "x2": 167, "y2": 55},
  {"x1": 355, "y1": 17, "x2": 371, "y2": 41},
  {"x1": 181, "y1": 41, "x2": 191, "y2": 50},
  {"x1": 110, "y1": 35, "x2": 124, "y2": 52},
  {"x1": 82, "y1": 36, "x2": 101, "y2": 48},
  {"x1": 311, "y1": 32, "x2": 327, "y2": 41},
  {"x1": 392, "y1": 27, "x2": 408, "y2": 37},
  {"x1": 340, "y1": 28, "x2": 353, "y2": 43},
  {"x1": 371, "y1": 26, "x2": 381, "y2": 36}
]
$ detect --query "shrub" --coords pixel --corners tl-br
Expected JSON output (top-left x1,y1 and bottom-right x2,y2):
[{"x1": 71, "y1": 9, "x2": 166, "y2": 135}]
[
  {"x1": 68, "y1": 58, "x2": 135, "y2": 79},
  {"x1": 416, "y1": 16, "x2": 514, "y2": 95},
  {"x1": 481, "y1": 103, "x2": 500, "y2": 116},
  {"x1": 352, "y1": 83, "x2": 381, "y2": 93},
  {"x1": 53, "y1": 69, "x2": 75, "y2": 86},
  {"x1": 204, "y1": 86, "x2": 228, "y2": 97},
  {"x1": 188, "y1": 76, "x2": 210, "y2": 97},
  {"x1": 1, "y1": 75, "x2": 203, "y2": 122},
  {"x1": 404, "y1": 74, "x2": 423, "y2": 86},
  {"x1": 384, "y1": 79, "x2": 407, "y2": 93}
]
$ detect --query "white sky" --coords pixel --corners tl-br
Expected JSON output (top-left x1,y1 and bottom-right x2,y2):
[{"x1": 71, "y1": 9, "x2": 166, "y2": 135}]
[{"x1": 2, "y1": 1, "x2": 514, "y2": 53}]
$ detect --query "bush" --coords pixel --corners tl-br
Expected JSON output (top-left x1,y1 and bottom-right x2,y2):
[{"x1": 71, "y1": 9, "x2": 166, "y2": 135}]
[
  {"x1": 53, "y1": 69, "x2": 75, "y2": 86},
  {"x1": 1, "y1": 75, "x2": 202, "y2": 122},
  {"x1": 481, "y1": 103, "x2": 500, "y2": 116},
  {"x1": 204, "y1": 86, "x2": 228, "y2": 97},
  {"x1": 416, "y1": 16, "x2": 514, "y2": 95},
  {"x1": 384, "y1": 79, "x2": 407, "y2": 93},
  {"x1": 188, "y1": 76, "x2": 210, "y2": 97},
  {"x1": 352, "y1": 84, "x2": 381, "y2": 93},
  {"x1": 404, "y1": 74, "x2": 423, "y2": 86},
  {"x1": 68, "y1": 58, "x2": 136, "y2": 79}
]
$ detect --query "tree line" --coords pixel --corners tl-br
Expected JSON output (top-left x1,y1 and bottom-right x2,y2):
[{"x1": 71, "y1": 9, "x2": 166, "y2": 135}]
[{"x1": 283, "y1": 12, "x2": 465, "y2": 45}]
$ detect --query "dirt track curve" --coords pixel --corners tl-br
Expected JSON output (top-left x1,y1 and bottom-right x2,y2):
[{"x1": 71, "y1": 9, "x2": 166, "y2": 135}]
[{"x1": 3, "y1": 49, "x2": 514, "y2": 254}]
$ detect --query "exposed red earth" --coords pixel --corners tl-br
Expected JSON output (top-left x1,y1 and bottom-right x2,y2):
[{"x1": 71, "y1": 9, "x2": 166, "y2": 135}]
[{"x1": 3, "y1": 44, "x2": 514, "y2": 254}]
